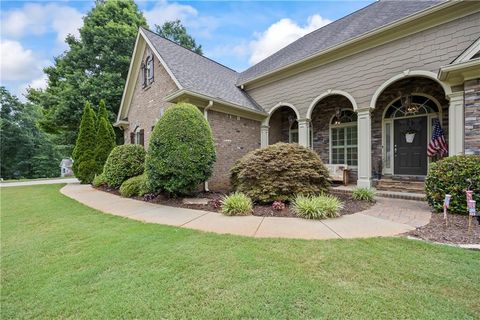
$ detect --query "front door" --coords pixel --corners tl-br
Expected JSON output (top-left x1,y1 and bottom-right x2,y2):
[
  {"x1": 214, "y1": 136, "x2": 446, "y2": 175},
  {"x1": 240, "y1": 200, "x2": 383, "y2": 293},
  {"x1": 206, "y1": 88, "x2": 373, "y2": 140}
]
[{"x1": 394, "y1": 116, "x2": 428, "y2": 176}]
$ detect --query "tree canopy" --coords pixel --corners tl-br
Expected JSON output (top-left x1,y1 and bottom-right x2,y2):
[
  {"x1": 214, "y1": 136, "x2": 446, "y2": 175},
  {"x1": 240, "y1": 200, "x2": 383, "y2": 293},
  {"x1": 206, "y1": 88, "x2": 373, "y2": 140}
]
[
  {"x1": 28, "y1": 0, "x2": 147, "y2": 148},
  {"x1": 155, "y1": 20, "x2": 203, "y2": 55},
  {"x1": 0, "y1": 87, "x2": 61, "y2": 179}
]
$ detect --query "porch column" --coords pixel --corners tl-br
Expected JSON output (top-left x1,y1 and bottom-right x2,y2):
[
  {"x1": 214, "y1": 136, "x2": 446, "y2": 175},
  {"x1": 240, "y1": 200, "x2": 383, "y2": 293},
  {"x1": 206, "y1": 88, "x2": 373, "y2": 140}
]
[
  {"x1": 298, "y1": 118, "x2": 311, "y2": 148},
  {"x1": 260, "y1": 125, "x2": 269, "y2": 148},
  {"x1": 356, "y1": 108, "x2": 372, "y2": 188},
  {"x1": 447, "y1": 91, "x2": 465, "y2": 156}
]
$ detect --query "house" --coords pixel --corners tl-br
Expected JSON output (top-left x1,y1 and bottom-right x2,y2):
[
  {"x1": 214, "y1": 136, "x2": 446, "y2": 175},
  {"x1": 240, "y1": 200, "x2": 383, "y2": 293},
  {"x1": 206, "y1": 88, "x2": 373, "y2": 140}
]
[
  {"x1": 60, "y1": 158, "x2": 73, "y2": 177},
  {"x1": 116, "y1": 1, "x2": 480, "y2": 191}
]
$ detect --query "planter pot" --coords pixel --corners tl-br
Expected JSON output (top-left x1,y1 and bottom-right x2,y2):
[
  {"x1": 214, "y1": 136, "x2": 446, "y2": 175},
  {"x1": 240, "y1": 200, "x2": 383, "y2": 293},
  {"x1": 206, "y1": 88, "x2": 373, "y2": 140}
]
[{"x1": 405, "y1": 133, "x2": 416, "y2": 143}]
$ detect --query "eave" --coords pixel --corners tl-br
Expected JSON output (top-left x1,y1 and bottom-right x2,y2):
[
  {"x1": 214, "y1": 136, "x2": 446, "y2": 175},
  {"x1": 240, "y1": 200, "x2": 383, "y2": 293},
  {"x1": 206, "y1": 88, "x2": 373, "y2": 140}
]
[
  {"x1": 240, "y1": 1, "x2": 480, "y2": 89},
  {"x1": 438, "y1": 59, "x2": 480, "y2": 86}
]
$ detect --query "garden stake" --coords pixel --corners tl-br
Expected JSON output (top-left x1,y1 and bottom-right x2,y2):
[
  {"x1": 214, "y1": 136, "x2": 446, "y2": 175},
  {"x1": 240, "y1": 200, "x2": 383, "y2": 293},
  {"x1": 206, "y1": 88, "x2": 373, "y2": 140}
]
[
  {"x1": 466, "y1": 190, "x2": 473, "y2": 233},
  {"x1": 443, "y1": 194, "x2": 451, "y2": 227},
  {"x1": 467, "y1": 200, "x2": 476, "y2": 233}
]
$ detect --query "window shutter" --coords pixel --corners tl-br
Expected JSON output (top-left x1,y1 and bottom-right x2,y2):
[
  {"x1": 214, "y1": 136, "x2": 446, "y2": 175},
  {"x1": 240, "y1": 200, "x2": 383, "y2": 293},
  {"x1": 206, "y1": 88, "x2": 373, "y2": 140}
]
[
  {"x1": 140, "y1": 129, "x2": 144, "y2": 146},
  {"x1": 130, "y1": 132, "x2": 135, "y2": 144}
]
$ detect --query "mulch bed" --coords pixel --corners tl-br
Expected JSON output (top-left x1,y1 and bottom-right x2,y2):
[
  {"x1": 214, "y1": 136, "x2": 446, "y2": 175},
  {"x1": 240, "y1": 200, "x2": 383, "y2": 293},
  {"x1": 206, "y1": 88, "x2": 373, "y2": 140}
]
[
  {"x1": 95, "y1": 185, "x2": 374, "y2": 218},
  {"x1": 406, "y1": 213, "x2": 480, "y2": 244}
]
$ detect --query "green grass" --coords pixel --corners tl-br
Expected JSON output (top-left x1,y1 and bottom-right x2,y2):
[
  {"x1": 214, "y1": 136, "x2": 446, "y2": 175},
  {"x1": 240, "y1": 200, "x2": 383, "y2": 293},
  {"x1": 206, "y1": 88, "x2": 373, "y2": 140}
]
[
  {"x1": 0, "y1": 176, "x2": 73, "y2": 183},
  {"x1": 1, "y1": 185, "x2": 479, "y2": 319}
]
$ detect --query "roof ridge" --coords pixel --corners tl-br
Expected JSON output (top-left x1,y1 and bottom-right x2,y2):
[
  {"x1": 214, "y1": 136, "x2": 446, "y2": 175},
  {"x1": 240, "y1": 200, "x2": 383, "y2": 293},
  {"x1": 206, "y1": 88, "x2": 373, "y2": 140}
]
[
  {"x1": 242, "y1": 1, "x2": 380, "y2": 70},
  {"x1": 141, "y1": 27, "x2": 240, "y2": 74}
]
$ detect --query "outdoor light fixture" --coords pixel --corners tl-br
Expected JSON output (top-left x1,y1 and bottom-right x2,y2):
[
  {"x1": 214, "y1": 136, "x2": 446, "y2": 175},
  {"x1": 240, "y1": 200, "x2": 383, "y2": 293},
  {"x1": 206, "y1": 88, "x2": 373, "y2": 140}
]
[
  {"x1": 333, "y1": 108, "x2": 341, "y2": 125},
  {"x1": 400, "y1": 93, "x2": 419, "y2": 114}
]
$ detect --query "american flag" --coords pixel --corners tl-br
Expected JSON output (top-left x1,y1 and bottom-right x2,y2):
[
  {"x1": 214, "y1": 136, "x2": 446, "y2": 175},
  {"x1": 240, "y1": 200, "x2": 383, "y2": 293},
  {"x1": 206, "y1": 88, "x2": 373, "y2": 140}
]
[{"x1": 427, "y1": 119, "x2": 448, "y2": 157}]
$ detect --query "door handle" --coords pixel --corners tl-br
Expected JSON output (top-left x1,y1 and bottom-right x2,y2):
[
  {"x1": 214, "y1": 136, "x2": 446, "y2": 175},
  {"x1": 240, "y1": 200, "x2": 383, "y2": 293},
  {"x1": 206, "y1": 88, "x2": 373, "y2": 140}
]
[{"x1": 394, "y1": 144, "x2": 397, "y2": 157}]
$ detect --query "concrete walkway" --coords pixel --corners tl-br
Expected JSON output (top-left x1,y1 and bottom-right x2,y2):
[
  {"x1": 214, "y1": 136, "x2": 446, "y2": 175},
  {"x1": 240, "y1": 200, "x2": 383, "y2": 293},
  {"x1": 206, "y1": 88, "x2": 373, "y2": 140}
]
[
  {"x1": 60, "y1": 184, "x2": 431, "y2": 240},
  {"x1": 1, "y1": 178, "x2": 79, "y2": 188}
]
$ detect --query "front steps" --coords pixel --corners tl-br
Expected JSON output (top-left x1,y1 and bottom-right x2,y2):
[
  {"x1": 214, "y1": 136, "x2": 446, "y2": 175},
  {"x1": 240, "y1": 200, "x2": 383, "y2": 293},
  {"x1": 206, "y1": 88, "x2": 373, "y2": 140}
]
[{"x1": 375, "y1": 177, "x2": 425, "y2": 194}]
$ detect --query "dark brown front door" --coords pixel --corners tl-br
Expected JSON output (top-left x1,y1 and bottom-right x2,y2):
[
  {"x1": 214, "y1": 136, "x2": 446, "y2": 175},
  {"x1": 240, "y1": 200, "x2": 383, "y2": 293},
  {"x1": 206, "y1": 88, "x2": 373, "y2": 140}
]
[{"x1": 394, "y1": 116, "x2": 428, "y2": 176}]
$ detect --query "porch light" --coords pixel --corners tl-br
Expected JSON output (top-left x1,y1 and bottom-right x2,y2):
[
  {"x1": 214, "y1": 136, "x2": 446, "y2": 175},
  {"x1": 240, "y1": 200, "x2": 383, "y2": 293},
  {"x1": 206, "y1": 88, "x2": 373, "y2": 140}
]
[
  {"x1": 333, "y1": 108, "x2": 341, "y2": 125},
  {"x1": 400, "y1": 93, "x2": 419, "y2": 114}
]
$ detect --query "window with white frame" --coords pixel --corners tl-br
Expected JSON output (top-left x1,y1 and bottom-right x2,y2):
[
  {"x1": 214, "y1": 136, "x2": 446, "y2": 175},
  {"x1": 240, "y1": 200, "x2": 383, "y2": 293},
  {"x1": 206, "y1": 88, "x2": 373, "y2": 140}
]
[{"x1": 330, "y1": 110, "x2": 357, "y2": 166}]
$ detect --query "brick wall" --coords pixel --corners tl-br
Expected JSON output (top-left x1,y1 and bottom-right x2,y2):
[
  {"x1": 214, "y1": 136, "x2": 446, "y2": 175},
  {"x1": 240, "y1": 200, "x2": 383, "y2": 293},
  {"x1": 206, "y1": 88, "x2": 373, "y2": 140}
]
[
  {"x1": 207, "y1": 110, "x2": 261, "y2": 190},
  {"x1": 464, "y1": 79, "x2": 480, "y2": 155},
  {"x1": 124, "y1": 47, "x2": 178, "y2": 146}
]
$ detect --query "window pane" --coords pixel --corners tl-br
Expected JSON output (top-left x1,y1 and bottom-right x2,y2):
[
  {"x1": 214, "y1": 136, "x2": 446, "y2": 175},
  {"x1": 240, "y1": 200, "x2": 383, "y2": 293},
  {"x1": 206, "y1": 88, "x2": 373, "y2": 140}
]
[
  {"x1": 385, "y1": 123, "x2": 391, "y2": 169},
  {"x1": 347, "y1": 147, "x2": 358, "y2": 166}
]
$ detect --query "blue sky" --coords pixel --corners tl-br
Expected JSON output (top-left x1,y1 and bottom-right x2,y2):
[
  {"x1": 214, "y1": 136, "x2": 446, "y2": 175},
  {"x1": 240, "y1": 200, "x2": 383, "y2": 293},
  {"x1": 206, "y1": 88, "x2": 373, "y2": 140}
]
[{"x1": 1, "y1": 0, "x2": 372, "y2": 99}]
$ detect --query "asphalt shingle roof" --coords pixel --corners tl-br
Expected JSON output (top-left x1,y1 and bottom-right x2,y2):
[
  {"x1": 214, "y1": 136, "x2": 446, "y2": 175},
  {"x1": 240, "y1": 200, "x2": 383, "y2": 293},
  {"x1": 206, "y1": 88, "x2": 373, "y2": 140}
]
[
  {"x1": 237, "y1": 1, "x2": 443, "y2": 84},
  {"x1": 142, "y1": 28, "x2": 262, "y2": 112}
]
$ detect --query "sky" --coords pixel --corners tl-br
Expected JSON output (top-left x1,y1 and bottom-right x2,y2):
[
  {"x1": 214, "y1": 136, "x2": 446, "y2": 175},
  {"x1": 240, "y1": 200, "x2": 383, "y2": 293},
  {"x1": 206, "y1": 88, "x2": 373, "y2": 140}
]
[{"x1": 0, "y1": 0, "x2": 373, "y2": 99}]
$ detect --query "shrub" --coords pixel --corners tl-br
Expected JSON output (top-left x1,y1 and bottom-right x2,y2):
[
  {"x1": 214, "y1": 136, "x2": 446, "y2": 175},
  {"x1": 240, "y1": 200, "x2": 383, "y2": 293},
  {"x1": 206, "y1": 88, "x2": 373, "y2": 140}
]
[
  {"x1": 72, "y1": 102, "x2": 97, "y2": 184},
  {"x1": 94, "y1": 117, "x2": 116, "y2": 174},
  {"x1": 425, "y1": 155, "x2": 480, "y2": 214},
  {"x1": 352, "y1": 187, "x2": 376, "y2": 202},
  {"x1": 92, "y1": 173, "x2": 107, "y2": 187},
  {"x1": 272, "y1": 200, "x2": 286, "y2": 211},
  {"x1": 103, "y1": 144, "x2": 146, "y2": 188},
  {"x1": 221, "y1": 192, "x2": 253, "y2": 216},
  {"x1": 145, "y1": 102, "x2": 216, "y2": 195},
  {"x1": 230, "y1": 143, "x2": 330, "y2": 203},
  {"x1": 292, "y1": 194, "x2": 343, "y2": 219},
  {"x1": 120, "y1": 174, "x2": 147, "y2": 198}
]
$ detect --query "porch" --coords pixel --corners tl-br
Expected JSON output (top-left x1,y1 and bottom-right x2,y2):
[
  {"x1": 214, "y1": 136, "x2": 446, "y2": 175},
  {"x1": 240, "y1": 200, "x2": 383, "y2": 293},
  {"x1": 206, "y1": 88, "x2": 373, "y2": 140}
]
[{"x1": 260, "y1": 72, "x2": 465, "y2": 189}]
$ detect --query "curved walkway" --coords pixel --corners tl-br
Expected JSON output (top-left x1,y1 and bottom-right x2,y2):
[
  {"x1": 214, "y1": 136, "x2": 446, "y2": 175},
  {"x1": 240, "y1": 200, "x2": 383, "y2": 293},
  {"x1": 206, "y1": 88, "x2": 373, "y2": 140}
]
[{"x1": 61, "y1": 184, "x2": 431, "y2": 240}]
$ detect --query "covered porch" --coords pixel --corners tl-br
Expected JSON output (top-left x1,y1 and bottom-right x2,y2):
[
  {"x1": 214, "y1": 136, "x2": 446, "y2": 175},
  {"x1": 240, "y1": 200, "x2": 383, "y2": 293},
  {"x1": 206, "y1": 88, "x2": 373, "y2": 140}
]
[{"x1": 260, "y1": 71, "x2": 464, "y2": 189}]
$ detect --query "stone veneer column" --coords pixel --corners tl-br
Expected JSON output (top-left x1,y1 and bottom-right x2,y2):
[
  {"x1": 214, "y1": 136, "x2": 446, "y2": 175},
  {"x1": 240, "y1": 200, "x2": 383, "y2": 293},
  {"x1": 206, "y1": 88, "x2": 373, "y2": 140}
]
[
  {"x1": 298, "y1": 119, "x2": 311, "y2": 148},
  {"x1": 260, "y1": 125, "x2": 269, "y2": 148},
  {"x1": 356, "y1": 108, "x2": 372, "y2": 188},
  {"x1": 447, "y1": 91, "x2": 465, "y2": 156},
  {"x1": 464, "y1": 79, "x2": 480, "y2": 155}
]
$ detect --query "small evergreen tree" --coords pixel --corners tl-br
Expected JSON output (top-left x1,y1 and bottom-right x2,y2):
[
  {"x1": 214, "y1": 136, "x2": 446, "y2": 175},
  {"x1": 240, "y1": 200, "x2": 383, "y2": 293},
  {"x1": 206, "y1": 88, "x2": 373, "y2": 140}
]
[
  {"x1": 72, "y1": 102, "x2": 97, "y2": 183},
  {"x1": 94, "y1": 117, "x2": 116, "y2": 174}
]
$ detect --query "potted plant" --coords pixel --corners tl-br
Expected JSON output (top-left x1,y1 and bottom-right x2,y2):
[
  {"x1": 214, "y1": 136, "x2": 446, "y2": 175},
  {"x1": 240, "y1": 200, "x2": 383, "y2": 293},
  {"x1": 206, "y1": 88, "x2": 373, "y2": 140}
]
[{"x1": 405, "y1": 129, "x2": 416, "y2": 143}]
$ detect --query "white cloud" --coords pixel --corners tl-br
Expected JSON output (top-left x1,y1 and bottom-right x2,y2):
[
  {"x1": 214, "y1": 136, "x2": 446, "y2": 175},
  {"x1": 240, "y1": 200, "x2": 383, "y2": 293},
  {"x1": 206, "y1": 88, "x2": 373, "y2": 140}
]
[
  {"x1": 29, "y1": 74, "x2": 48, "y2": 90},
  {"x1": 143, "y1": 0, "x2": 198, "y2": 26},
  {"x1": 248, "y1": 14, "x2": 331, "y2": 65},
  {"x1": 0, "y1": 40, "x2": 46, "y2": 82},
  {"x1": 1, "y1": 3, "x2": 83, "y2": 42}
]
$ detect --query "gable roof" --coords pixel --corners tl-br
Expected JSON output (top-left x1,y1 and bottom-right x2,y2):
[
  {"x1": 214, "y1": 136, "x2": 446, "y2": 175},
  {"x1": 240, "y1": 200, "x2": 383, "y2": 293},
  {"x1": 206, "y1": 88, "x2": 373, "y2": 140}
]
[
  {"x1": 238, "y1": 0, "x2": 444, "y2": 85},
  {"x1": 141, "y1": 28, "x2": 262, "y2": 112}
]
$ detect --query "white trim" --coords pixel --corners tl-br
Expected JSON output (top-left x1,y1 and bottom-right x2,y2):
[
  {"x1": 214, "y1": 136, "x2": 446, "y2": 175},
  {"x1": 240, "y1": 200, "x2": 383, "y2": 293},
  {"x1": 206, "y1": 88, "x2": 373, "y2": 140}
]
[
  {"x1": 117, "y1": 32, "x2": 142, "y2": 123},
  {"x1": 164, "y1": 88, "x2": 268, "y2": 117},
  {"x1": 307, "y1": 89, "x2": 359, "y2": 118},
  {"x1": 238, "y1": 1, "x2": 459, "y2": 86},
  {"x1": 264, "y1": 102, "x2": 300, "y2": 125},
  {"x1": 369, "y1": 70, "x2": 452, "y2": 110},
  {"x1": 139, "y1": 28, "x2": 183, "y2": 89},
  {"x1": 453, "y1": 37, "x2": 480, "y2": 63}
]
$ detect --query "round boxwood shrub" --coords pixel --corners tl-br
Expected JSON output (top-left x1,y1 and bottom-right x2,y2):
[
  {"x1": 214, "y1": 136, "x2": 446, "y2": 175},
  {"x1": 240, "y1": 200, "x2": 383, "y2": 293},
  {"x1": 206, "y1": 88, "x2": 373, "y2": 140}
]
[
  {"x1": 119, "y1": 174, "x2": 147, "y2": 198},
  {"x1": 425, "y1": 155, "x2": 480, "y2": 214},
  {"x1": 145, "y1": 102, "x2": 216, "y2": 195},
  {"x1": 231, "y1": 143, "x2": 330, "y2": 203},
  {"x1": 103, "y1": 144, "x2": 146, "y2": 188}
]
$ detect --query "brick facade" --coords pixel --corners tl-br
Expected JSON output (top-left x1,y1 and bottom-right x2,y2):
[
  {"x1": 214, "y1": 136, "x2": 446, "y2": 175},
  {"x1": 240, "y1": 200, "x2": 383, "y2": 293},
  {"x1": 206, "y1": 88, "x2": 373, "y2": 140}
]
[
  {"x1": 124, "y1": 48, "x2": 178, "y2": 146},
  {"x1": 207, "y1": 110, "x2": 261, "y2": 190},
  {"x1": 464, "y1": 79, "x2": 480, "y2": 155}
]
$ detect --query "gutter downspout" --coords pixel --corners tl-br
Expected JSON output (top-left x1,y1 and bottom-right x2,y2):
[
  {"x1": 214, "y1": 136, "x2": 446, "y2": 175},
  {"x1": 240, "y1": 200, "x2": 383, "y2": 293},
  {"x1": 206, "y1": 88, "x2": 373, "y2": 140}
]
[{"x1": 204, "y1": 100, "x2": 213, "y2": 192}]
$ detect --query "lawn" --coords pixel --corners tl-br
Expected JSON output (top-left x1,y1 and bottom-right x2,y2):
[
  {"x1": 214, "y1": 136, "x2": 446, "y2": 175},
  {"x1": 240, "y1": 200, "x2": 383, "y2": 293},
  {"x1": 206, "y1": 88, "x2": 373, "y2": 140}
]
[{"x1": 1, "y1": 185, "x2": 479, "y2": 319}]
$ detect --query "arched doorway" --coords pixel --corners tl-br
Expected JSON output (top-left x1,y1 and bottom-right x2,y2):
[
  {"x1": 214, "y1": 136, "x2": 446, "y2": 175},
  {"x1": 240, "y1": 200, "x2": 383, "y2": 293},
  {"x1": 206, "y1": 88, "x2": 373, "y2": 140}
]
[
  {"x1": 267, "y1": 105, "x2": 299, "y2": 145},
  {"x1": 382, "y1": 94, "x2": 442, "y2": 175}
]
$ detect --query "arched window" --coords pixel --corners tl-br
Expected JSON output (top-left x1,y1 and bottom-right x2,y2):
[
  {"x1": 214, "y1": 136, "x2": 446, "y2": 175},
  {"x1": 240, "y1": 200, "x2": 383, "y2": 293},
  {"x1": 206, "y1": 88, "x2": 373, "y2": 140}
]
[
  {"x1": 330, "y1": 109, "x2": 357, "y2": 166},
  {"x1": 384, "y1": 95, "x2": 439, "y2": 118}
]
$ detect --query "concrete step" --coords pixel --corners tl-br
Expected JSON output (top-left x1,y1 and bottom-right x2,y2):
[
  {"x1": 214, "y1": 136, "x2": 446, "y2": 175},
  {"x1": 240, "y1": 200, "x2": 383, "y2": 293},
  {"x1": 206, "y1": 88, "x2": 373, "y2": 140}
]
[
  {"x1": 330, "y1": 186, "x2": 426, "y2": 202},
  {"x1": 376, "y1": 179, "x2": 425, "y2": 194}
]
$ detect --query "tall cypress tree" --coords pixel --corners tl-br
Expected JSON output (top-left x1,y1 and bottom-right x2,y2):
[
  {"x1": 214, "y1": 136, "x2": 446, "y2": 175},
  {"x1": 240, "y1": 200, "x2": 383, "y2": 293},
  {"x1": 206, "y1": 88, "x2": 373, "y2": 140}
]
[
  {"x1": 94, "y1": 116, "x2": 116, "y2": 175},
  {"x1": 73, "y1": 102, "x2": 97, "y2": 183},
  {"x1": 97, "y1": 99, "x2": 115, "y2": 143}
]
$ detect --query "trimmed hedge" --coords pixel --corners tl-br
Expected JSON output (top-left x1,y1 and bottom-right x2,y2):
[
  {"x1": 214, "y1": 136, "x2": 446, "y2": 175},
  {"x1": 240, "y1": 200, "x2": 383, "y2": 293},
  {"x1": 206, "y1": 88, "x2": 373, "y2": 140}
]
[
  {"x1": 145, "y1": 102, "x2": 216, "y2": 195},
  {"x1": 425, "y1": 155, "x2": 480, "y2": 214},
  {"x1": 92, "y1": 173, "x2": 107, "y2": 187},
  {"x1": 120, "y1": 174, "x2": 147, "y2": 198},
  {"x1": 103, "y1": 144, "x2": 146, "y2": 188},
  {"x1": 230, "y1": 143, "x2": 330, "y2": 203}
]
